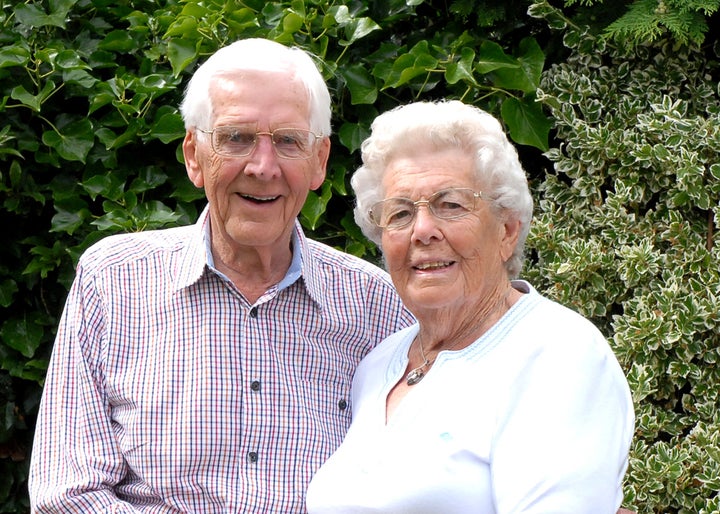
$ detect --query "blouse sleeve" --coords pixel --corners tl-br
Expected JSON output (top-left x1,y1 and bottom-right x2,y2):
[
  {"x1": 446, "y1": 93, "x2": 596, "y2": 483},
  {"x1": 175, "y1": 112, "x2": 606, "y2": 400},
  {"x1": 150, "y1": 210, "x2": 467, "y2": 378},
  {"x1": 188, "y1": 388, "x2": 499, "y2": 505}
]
[{"x1": 491, "y1": 323, "x2": 634, "y2": 514}]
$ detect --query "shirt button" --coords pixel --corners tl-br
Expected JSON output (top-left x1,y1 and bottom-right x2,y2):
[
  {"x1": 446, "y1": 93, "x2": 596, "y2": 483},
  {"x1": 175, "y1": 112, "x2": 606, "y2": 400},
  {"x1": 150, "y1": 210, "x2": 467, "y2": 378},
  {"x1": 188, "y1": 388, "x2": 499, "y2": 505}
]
[
  {"x1": 247, "y1": 451, "x2": 258, "y2": 463},
  {"x1": 338, "y1": 399, "x2": 348, "y2": 411},
  {"x1": 251, "y1": 380, "x2": 261, "y2": 392},
  {"x1": 249, "y1": 307, "x2": 258, "y2": 318}
]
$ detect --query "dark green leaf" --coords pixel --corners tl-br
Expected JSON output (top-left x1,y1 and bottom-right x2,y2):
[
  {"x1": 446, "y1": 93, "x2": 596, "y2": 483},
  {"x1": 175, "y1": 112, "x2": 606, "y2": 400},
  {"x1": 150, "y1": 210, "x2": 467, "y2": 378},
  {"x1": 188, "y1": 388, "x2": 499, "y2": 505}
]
[
  {"x1": 476, "y1": 40, "x2": 517, "y2": 74},
  {"x1": 500, "y1": 96, "x2": 551, "y2": 150},
  {"x1": 0, "y1": 45, "x2": 31, "y2": 69},
  {"x1": 81, "y1": 173, "x2": 126, "y2": 201},
  {"x1": 14, "y1": 2, "x2": 69, "y2": 28},
  {"x1": 167, "y1": 38, "x2": 199, "y2": 77},
  {"x1": 99, "y1": 31, "x2": 137, "y2": 52},
  {"x1": 0, "y1": 280, "x2": 18, "y2": 308},
  {"x1": 342, "y1": 17, "x2": 381, "y2": 45},
  {"x1": 445, "y1": 47, "x2": 478, "y2": 86},
  {"x1": 341, "y1": 64, "x2": 378, "y2": 105},
  {"x1": 492, "y1": 37, "x2": 544, "y2": 92},
  {"x1": 152, "y1": 113, "x2": 186, "y2": 143},
  {"x1": 301, "y1": 182, "x2": 332, "y2": 229},
  {"x1": 0, "y1": 316, "x2": 44, "y2": 359},
  {"x1": 41, "y1": 118, "x2": 94, "y2": 163},
  {"x1": 338, "y1": 122, "x2": 370, "y2": 153},
  {"x1": 10, "y1": 82, "x2": 57, "y2": 112},
  {"x1": 51, "y1": 206, "x2": 89, "y2": 235}
]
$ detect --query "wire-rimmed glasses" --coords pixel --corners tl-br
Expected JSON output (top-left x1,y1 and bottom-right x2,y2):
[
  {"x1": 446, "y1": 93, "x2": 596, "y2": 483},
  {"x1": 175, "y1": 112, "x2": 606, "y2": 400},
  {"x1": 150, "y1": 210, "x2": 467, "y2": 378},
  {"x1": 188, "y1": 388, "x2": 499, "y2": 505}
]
[
  {"x1": 369, "y1": 187, "x2": 483, "y2": 230},
  {"x1": 197, "y1": 124, "x2": 323, "y2": 160}
]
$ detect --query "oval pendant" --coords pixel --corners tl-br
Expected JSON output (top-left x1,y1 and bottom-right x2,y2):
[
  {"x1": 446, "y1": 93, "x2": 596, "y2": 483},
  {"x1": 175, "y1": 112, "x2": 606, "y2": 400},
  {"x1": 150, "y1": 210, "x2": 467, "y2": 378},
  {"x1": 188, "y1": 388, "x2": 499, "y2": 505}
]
[{"x1": 406, "y1": 368, "x2": 425, "y2": 386}]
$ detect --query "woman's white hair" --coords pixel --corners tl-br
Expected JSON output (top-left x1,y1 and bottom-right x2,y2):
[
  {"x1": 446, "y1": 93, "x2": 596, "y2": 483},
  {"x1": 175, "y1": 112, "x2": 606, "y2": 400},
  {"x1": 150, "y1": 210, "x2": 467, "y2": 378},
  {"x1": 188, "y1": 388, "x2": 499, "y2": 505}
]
[
  {"x1": 351, "y1": 100, "x2": 533, "y2": 278},
  {"x1": 179, "y1": 38, "x2": 331, "y2": 136}
]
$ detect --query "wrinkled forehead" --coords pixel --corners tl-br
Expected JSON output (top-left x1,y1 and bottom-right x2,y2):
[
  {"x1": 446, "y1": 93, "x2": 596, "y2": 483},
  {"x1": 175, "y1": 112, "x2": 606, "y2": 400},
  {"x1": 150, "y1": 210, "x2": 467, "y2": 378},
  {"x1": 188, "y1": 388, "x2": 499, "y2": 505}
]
[{"x1": 207, "y1": 69, "x2": 310, "y2": 117}]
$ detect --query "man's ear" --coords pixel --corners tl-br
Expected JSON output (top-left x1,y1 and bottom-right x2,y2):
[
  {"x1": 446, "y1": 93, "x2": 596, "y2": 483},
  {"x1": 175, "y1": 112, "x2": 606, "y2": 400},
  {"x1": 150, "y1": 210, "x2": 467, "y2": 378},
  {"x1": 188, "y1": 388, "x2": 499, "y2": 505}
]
[
  {"x1": 310, "y1": 137, "x2": 331, "y2": 190},
  {"x1": 183, "y1": 130, "x2": 204, "y2": 188}
]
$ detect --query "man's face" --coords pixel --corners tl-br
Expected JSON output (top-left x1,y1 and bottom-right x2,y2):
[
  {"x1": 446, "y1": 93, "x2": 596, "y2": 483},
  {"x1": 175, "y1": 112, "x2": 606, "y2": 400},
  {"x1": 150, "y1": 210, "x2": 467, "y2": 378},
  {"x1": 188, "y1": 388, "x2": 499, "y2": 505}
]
[{"x1": 183, "y1": 70, "x2": 329, "y2": 255}]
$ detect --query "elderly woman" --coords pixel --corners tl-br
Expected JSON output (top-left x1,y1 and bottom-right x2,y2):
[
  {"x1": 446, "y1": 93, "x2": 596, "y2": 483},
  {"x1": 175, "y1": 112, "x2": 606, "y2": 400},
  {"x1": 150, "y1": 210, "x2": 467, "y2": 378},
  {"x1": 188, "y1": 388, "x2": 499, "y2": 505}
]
[{"x1": 306, "y1": 100, "x2": 634, "y2": 513}]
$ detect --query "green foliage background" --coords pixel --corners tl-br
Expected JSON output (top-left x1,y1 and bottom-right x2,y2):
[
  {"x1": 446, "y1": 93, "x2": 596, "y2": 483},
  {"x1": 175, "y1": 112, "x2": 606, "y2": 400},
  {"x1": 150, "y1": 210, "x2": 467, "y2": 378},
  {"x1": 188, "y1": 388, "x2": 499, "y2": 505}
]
[{"x1": 1, "y1": 0, "x2": 718, "y2": 511}]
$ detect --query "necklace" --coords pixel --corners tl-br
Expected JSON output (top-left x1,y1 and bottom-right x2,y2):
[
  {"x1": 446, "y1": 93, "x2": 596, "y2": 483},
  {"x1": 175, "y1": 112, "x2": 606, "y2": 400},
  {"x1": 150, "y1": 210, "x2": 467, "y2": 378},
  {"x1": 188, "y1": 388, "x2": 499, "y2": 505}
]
[{"x1": 405, "y1": 288, "x2": 513, "y2": 386}]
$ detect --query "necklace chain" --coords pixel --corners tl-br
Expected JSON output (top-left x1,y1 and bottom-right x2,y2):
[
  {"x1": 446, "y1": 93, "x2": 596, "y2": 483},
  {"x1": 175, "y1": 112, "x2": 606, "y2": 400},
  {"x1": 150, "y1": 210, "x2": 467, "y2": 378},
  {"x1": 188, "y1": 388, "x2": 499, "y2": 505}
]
[{"x1": 405, "y1": 288, "x2": 512, "y2": 386}]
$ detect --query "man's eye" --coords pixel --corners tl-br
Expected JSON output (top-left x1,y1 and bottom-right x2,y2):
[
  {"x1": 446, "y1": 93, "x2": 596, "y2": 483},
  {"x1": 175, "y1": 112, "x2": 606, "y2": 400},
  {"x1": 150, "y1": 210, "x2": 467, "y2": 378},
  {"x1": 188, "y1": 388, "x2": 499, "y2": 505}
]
[
  {"x1": 275, "y1": 134, "x2": 299, "y2": 145},
  {"x1": 226, "y1": 131, "x2": 255, "y2": 145}
]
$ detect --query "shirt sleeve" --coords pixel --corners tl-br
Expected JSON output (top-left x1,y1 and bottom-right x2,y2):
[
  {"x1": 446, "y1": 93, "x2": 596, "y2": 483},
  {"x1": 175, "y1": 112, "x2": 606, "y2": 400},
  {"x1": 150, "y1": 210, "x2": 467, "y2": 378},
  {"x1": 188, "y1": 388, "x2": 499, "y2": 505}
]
[
  {"x1": 491, "y1": 325, "x2": 634, "y2": 514},
  {"x1": 29, "y1": 260, "x2": 140, "y2": 513}
]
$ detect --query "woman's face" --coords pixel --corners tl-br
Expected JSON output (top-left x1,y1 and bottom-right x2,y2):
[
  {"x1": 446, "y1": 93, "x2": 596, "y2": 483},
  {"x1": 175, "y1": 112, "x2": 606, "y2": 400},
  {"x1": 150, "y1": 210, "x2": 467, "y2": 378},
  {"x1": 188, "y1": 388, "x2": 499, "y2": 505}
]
[{"x1": 380, "y1": 146, "x2": 519, "y2": 318}]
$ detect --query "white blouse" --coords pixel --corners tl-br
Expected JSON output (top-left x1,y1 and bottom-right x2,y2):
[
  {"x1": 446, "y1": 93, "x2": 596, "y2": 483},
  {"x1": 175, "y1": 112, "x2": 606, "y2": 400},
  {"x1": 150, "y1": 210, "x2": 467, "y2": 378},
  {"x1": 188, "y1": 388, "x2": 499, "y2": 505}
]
[{"x1": 306, "y1": 281, "x2": 634, "y2": 514}]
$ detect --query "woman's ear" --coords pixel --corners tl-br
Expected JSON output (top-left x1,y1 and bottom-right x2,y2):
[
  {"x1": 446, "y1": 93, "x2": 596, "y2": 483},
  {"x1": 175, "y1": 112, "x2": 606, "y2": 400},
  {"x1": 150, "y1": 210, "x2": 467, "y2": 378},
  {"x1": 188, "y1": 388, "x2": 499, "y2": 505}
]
[{"x1": 500, "y1": 218, "x2": 521, "y2": 263}]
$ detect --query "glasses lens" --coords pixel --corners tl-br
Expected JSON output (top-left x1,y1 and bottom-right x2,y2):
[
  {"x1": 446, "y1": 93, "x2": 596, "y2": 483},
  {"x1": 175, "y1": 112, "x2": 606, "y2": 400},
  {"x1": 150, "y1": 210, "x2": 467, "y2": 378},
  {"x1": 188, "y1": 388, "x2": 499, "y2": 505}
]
[
  {"x1": 213, "y1": 126, "x2": 256, "y2": 156},
  {"x1": 370, "y1": 198, "x2": 415, "y2": 229},
  {"x1": 429, "y1": 188, "x2": 477, "y2": 219},
  {"x1": 370, "y1": 188, "x2": 480, "y2": 229},
  {"x1": 272, "y1": 129, "x2": 314, "y2": 159}
]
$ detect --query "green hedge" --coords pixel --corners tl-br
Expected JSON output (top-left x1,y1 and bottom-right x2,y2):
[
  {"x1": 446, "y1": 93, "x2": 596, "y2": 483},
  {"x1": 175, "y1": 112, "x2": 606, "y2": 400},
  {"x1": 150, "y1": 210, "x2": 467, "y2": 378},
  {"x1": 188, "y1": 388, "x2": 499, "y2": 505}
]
[
  {"x1": 1, "y1": 0, "x2": 718, "y2": 511},
  {"x1": 529, "y1": 3, "x2": 720, "y2": 511}
]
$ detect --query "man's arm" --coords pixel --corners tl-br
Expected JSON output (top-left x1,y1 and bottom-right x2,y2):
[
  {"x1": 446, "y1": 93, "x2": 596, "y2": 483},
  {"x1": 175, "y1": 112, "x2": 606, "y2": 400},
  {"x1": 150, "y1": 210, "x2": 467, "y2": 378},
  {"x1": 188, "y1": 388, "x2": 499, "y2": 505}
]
[{"x1": 29, "y1": 263, "x2": 139, "y2": 513}]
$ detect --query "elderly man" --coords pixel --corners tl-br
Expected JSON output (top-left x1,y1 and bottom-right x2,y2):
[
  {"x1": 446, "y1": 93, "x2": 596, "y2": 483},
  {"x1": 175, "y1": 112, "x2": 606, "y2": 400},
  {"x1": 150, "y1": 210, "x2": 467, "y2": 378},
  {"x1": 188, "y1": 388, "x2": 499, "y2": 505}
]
[{"x1": 29, "y1": 38, "x2": 413, "y2": 513}]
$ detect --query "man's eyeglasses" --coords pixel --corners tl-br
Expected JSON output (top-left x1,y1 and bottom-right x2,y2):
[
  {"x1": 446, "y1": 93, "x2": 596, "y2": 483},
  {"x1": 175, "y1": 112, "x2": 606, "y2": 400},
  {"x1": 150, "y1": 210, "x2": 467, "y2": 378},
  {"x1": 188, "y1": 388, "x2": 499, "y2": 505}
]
[
  {"x1": 369, "y1": 187, "x2": 483, "y2": 230},
  {"x1": 197, "y1": 124, "x2": 323, "y2": 160}
]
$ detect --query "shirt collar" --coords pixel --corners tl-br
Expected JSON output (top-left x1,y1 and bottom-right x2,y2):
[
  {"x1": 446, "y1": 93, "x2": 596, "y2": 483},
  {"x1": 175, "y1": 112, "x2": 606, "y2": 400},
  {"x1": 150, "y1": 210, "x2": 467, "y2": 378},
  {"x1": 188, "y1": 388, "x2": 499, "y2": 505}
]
[{"x1": 174, "y1": 205, "x2": 325, "y2": 308}]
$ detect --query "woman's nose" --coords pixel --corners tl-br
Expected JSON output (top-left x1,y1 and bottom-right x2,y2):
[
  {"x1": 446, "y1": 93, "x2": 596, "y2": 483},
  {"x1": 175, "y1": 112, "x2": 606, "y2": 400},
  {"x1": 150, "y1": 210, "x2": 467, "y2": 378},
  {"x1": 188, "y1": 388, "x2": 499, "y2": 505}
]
[{"x1": 410, "y1": 204, "x2": 443, "y2": 244}]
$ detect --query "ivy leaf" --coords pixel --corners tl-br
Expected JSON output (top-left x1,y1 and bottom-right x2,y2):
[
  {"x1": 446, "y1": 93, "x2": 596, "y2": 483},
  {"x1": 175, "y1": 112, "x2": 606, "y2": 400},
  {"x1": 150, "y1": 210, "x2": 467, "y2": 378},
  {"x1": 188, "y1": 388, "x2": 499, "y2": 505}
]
[
  {"x1": 14, "y1": 0, "x2": 75, "y2": 29},
  {"x1": 41, "y1": 118, "x2": 94, "y2": 163},
  {"x1": 129, "y1": 167, "x2": 170, "y2": 193},
  {"x1": 282, "y1": 12, "x2": 304, "y2": 34},
  {"x1": 342, "y1": 17, "x2": 381, "y2": 45},
  {"x1": 301, "y1": 182, "x2": 332, "y2": 230},
  {"x1": 501, "y1": 95, "x2": 551, "y2": 151},
  {"x1": 445, "y1": 47, "x2": 478, "y2": 86},
  {"x1": 81, "y1": 173, "x2": 126, "y2": 202},
  {"x1": 151, "y1": 113, "x2": 186, "y2": 143},
  {"x1": 383, "y1": 41, "x2": 438, "y2": 89},
  {"x1": 341, "y1": 64, "x2": 378, "y2": 105},
  {"x1": 0, "y1": 316, "x2": 44, "y2": 359},
  {"x1": 338, "y1": 121, "x2": 370, "y2": 153},
  {"x1": 476, "y1": 40, "x2": 518, "y2": 74},
  {"x1": 167, "y1": 38, "x2": 199, "y2": 77},
  {"x1": 0, "y1": 44, "x2": 31, "y2": 69},
  {"x1": 133, "y1": 201, "x2": 182, "y2": 230},
  {"x1": 99, "y1": 30, "x2": 137, "y2": 52},
  {"x1": 51, "y1": 204, "x2": 89, "y2": 235},
  {"x1": 492, "y1": 37, "x2": 544, "y2": 92},
  {"x1": 63, "y1": 69, "x2": 98, "y2": 88},
  {"x1": 328, "y1": 165, "x2": 347, "y2": 196},
  {"x1": 0, "y1": 279, "x2": 18, "y2": 308},
  {"x1": 10, "y1": 82, "x2": 57, "y2": 112},
  {"x1": 171, "y1": 180, "x2": 206, "y2": 203},
  {"x1": 225, "y1": 8, "x2": 260, "y2": 34}
]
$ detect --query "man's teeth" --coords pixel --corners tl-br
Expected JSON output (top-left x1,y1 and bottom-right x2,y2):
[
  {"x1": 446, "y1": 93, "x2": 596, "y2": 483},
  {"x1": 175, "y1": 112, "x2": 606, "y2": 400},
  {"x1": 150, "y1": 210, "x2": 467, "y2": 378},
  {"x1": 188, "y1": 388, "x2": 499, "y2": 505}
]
[{"x1": 415, "y1": 261, "x2": 451, "y2": 270}]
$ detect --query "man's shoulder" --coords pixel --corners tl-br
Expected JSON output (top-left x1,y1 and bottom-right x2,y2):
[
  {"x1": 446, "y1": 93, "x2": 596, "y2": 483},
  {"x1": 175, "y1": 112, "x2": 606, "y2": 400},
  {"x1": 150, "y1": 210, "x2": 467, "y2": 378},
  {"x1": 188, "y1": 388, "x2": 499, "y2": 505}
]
[
  {"x1": 79, "y1": 224, "x2": 195, "y2": 272},
  {"x1": 305, "y1": 238, "x2": 388, "y2": 279}
]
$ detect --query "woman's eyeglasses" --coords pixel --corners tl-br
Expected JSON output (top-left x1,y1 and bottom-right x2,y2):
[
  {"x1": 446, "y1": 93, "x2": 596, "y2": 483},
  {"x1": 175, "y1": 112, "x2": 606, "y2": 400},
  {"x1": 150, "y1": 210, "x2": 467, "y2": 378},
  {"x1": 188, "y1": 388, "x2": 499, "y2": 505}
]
[{"x1": 369, "y1": 188, "x2": 483, "y2": 229}]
